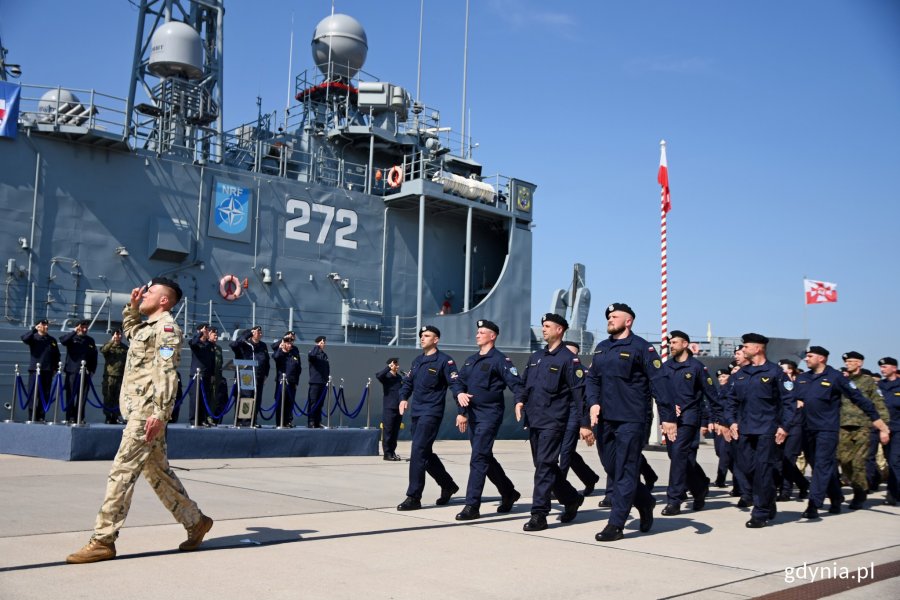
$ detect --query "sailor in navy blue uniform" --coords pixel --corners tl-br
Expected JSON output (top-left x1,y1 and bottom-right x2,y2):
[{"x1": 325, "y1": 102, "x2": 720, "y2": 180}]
[
  {"x1": 793, "y1": 347, "x2": 890, "y2": 519},
  {"x1": 453, "y1": 320, "x2": 523, "y2": 521},
  {"x1": 723, "y1": 333, "x2": 796, "y2": 528},
  {"x1": 21, "y1": 319, "x2": 61, "y2": 421},
  {"x1": 586, "y1": 303, "x2": 675, "y2": 542},
  {"x1": 775, "y1": 359, "x2": 809, "y2": 501},
  {"x1": 396, "y1": 326, "x2": 463, "y2": 511},
  {"x1": 876, "y1": 357, "x2": 899, "y2": 505},
  {"x1": 376, "y1": 358, "x2": 404, "y2": 460},
  {"x1": 514, "y1": 313, "x2": 589, "y2": 532},
  {"x1": 307, "y1": 335, "x2": 330, "y2": 428},
  {"x1": 712, "y1": 367, "x2": 737, "y2": 489},
  {"x1": 188, "y1": 324, "x2": 214, "y2": 425},
  {"x1": 273, "y1": 335, "x2": 302, "y2": 427},
  {"x1": 60, "y1": 319, "x2": 98, "y2": 424},
  {"x1": 230, "y1": 325, "x2": 270, "y2": 425},
  {"x1": 660, "y1": 330, "x2": 715, "y2": 515},
  {"x1": 559, "y1": 342, "x2": 601, "y2": 496}
]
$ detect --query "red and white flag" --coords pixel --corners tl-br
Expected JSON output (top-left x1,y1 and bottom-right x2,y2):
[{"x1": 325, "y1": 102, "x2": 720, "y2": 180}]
[
  {"x1": 804, "y1": 279, "x2": 837, "y2": 304},
  {"x1": 658, "y1": 140, "x2": 671, "y2": 213}
]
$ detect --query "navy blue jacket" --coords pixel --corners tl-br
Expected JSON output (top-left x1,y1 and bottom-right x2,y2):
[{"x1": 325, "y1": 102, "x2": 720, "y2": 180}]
[
  {"x1": 189, "y1": 332, "x2": 215, "y2": 375},
  {"x1": 21, "y1": 329, "x2": 61, "y2": 372},
  {"x1": 514, "y1": 344, "x2": 585, "y2": 431},
  {"x1": 376, "y1": 366, "x2": 404, "y2": 410},
  {"x1": 877, "y1": 377, "x2": 899, "y2": 433},
  {"x1": 794, "y1": 365, "x2": 880, "y2": 431},
  {"x1": 308, "y1": 346, "x2": 330, "y2": 384},
  {"x1": 723, "y1": 361, "x2": 795, "y2": 434},
  {"x1": 585, "y1": 333, "x2": 674, "y2": 423},
  {"x1": 230, "y1": 331, "x2": 270, "y2": 378},
  {"x1": 273, "y1": 346, "x2": 303, "y2": 385},
  {"x1": 59, "y1": 331, "x2": 98, "y2": 374},
  {"x1": 400, "y1": 350, "x2": 463, "y2": 418},
  {"x1": 663, "y1": 355, "x2": 717, "y2": 427},
  {"x1": 457, "y1": 347, "x2": 522, "y2": 417}
]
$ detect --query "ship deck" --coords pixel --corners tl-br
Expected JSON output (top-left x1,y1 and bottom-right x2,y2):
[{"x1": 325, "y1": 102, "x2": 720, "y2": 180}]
[{"x1": 1, "y1": 441, "x2": 898, "y2": 599}]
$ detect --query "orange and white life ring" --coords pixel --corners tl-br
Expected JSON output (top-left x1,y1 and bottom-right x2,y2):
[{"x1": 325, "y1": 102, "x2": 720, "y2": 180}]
[
  {"x1": 387, "y1": 165, "x2": 403, "y2": 188},
  {"x1": 219, "y1": 274, "x2": 242, "y2": 301}
]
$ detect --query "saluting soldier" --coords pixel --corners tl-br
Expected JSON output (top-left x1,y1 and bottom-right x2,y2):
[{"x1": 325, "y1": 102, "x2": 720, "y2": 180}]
[
  {"x1": 188, "y1": 324, "x2": 215, "y2": 425},
  {"x1": 514, "y1": 314, "x2": 588, "y2": 532},
  {"x1": 60, "y1": 320, "x2": 98, "y2": 424},
  {"x1": 396, "y1": 325, "x2": 463, "y2": 511},
  {"x1": 454, "y1": 320, "x2": 523, "y2": 521},
  {"x1": 273, "y1": 335, "x2": 302, "y2": 427},
  {"x1": 206, "y1": 327, "x2": 227, "y2": 424},
  {"x1": 793, "y1": 346, "x2": 888, "y2": 519},
  {"x1": 307, "y1": 335, "x2": 330, "y2": 428},
  {"x1": 230, "y1": 325, "x2": 270, "y2": 425},
  {"x1": 838, "y1": 351, "x2": 883, "y2": 509},
  {"x1": 586, "y1": 303, "x2": 674, "y2": 541},
  {"x1": 99, "y1": 329, "x2": 128, "y2": 424},
  {"x1": 20, "y1": 318, "x2": 61, "y2": 422},
  {"x1": 876, "y1": 357, "x2": 899, "y2": 505},
  {"x1": 376, "y1": 358, "x2": 404, "y2": 461},
  {"x1": 66, "y1": 278, "x2": 212, "y2": 564}
]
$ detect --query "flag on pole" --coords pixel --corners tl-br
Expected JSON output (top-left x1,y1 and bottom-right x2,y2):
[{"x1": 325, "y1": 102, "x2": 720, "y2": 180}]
[
  {"x1": 804, "y1": 279, "x2": 838, "y2": 304},
  {"x1": 0, "y1": 81, "x2": 21, "y2": 139},
  {"x1": 658, "y1": 140, "x2": 671, "y2": 213}
]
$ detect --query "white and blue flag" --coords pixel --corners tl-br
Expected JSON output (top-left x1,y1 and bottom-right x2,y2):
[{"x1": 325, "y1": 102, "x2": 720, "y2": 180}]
[{"x1": 0, "y1": 81, "x2": 21, "y2": 139}]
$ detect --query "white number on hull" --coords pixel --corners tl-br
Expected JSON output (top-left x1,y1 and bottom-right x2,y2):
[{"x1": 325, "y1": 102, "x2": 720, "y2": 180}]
[{"x1": 286, "y1": 199, "x2": 357, "y2": 249}]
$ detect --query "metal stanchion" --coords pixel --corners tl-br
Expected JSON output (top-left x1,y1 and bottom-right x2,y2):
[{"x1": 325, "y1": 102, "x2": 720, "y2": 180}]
[
  {"x1": 325, "y1": 376, "x2": 332, "y2": 429},
  {"x1": 338, "y1": 378, "x2": 345, "y2": 429},
  {"x1": 364, "y1": 377, "x2": 373, "y2": 429},
  {"x1": 231, "y1": 376, "x2": 240, "y2": 428},
  {"x1": 276, "y1": 373, "x2": 286, "y2": 429},
  {"x1": 26, "y1": 364, "x2": 40, "y2": 424},
  {"x1": 48, "y1": 362, "x2": 64, "y2": 425},
  {"x1": 4, "y1": 365, "x2": 19, "y2": 423},
  {"x1": 71, "y1": 360, "x2": 88, "y2": 427},
  {"x1": 190, "y1": 368, "x2": 202, "y2": 429}
]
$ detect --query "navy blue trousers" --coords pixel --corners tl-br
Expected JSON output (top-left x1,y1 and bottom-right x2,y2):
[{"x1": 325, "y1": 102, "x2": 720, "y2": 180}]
[
  {"x1": 665, "y1": 424, "x2": 708, "y2": 505},
  {"x1": 559, "y1": 404, "x2": 599, "y2": 488},
  {"x1": 406, "y1": 415, "x2": 455, "y2": 499},
  {"x1": 465, "y1": 408, "x2": 515, "y2": 506},
  {"x1": 26, "y1": 371, "x2": 53, "y2": 421},
  {"x1": 382, "y1": 407, "x2": 401, "y2": 455},
  {"x1": 307, "y1": 382, "x2": 325, "y2": 427},
  {"x1": 737, "y1": 433, "x2": 778, "y2": 520},
  {"x1": 602, "y1": 420, "x2": 654, "y2": 528},
  {"x1": 528, "y1": 427, "x2": 579, "y2": 516},
  {"x1": 888, "y1": 434, "x2": 900, "y2": 499},
  {"x1": 802, "y1": 429, "x2": 842, "y2": 508}
]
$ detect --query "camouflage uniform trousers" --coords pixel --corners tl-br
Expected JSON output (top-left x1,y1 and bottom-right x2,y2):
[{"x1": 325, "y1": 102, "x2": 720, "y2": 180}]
[
  {"x1": 101, "y1": 376, "x2": 122, "y2": 422},
  {"x1": 92, "y1": 419, "x2": 201, "y2": 543},
  {"x1": 837, "y1": 425, "x2": 871, "y2": 490}
]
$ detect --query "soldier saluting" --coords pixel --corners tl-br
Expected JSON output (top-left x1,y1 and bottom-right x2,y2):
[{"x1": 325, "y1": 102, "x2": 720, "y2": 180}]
[
  {"x1": 20, "y1": 318, "x2": 61, "y2": 422},
  {"x1": 99, "y1": 329, "x2": 128, "y2": 424}
]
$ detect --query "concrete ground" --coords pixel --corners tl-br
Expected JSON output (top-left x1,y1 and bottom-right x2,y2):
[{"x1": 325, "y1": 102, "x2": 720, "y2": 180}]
[{"x1": 1, "y1": 441, "x2": 898, "y2": 599}]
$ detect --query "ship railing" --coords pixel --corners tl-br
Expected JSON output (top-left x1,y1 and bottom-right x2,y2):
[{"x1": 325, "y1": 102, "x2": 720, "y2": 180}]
[{"x1": 15, "y1": 84, "x2": 129, "y2": 138}]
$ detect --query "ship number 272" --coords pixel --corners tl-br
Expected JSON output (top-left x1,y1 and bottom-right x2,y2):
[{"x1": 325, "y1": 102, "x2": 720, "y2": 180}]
[{"x1": 285, "y1": 199, "x2": 358, "y2": 250}]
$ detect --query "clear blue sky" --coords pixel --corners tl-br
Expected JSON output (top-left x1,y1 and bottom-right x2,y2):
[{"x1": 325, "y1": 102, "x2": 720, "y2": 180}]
[{"x1": 3, "y1": 0, "x2": 899, "y2": 362}]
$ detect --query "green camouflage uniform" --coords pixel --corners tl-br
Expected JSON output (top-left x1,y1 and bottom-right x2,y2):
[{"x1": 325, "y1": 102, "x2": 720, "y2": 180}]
[
  {"x1": 100, "y1": 340, "x2": 128, "y2": 422},
  {"x1": 92, "y1": 305, "x2": 203, "y2": 543},
  {"x1": 838, "y1": 372, "x2": 878, "y2": 490}
]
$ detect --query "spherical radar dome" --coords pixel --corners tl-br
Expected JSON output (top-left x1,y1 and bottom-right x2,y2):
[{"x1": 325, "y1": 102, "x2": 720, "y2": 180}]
[
  {"x1": 311, "y1": 13, "x2": 368, "y2": 80},
  {"x1": 38, "y1": 89, "x2": 81, "y2": 114},
  {"x1": 148, "y1": 21, "x2": 204, "y2": 80}
]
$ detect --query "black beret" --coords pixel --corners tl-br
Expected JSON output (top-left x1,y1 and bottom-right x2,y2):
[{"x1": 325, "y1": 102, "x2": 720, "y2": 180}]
[
  {"x1": 476, "y1": 319, "x2": 499, "y2": 334},
  {"x1": 541, "y1": 313, "x2": 568, "y2": 329},
  {"x1": 741, "y1": 333, "x2": 769, "y2": 345},
  {"x1": 196, "y1": 323, "x2": 209, "y2": 331},
  {"x1": 36, "y1": 318, "x2": 49, "y2": 326},
  {"x1": 250, "y1": 325, "x2": 262, "y2": 333},
  {"x1": 727, "y1": 362, "x2": 738, "y2": 370},
  {"x1": 668, "y1": 330, "x2": 690, "y2": 343},
  {"x1": 148, "y1": 277, "x2": 183, "y2": 303},
  {"x1": 420, "y1": 325, "x2": 441, "y2": 337},
  {"x1": 284, "y1": 331, "x2": 295, "y2": 337},
  {"x1": 111, "y1": 328, "x2": 122, "y2": 335},
  {"x1": 315, "y1": 335, "x2": 326, "y2": 343},
  {"x1": 716, "y1": 368, "x2": 730, "y2": 377},
  {"x1": 806, "y1": 346, "x2": 829, "y2": 358},
  {"x1": 878, "y1": 357, "x2": 898, "y2": 367},
  {"x1": 207, "y1": 326, "x2": 218, "y2": 333},
  {"x1": 605, "y1": 302, "x2": 635, "y2": 320},
  {"x1": 842, "y1": 351, "x2": 864, "y2": 361},
  {"x1": 387, "y1": 357, "x2": 399, "y2": 365},
  {"x1": 564, "y1": 340, "x2": 580, "y2": 353},
  {"x1": 779, "y1": 358, "x2": 799, "y2": 368}
]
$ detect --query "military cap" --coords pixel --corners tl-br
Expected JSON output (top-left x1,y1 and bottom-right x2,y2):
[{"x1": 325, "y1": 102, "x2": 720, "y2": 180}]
[
  {"x1": 779, "y1": 358, "x2": 799, "y2": 368},
  {"x1": 111, "y1": 328, "x2": 122, "y2": 335},
  {"x1": 541, "y1": 313, "x2": 569, "y2": 329},
  {"x1": 564, "y1": 340, "x2": 580, "y2": 353},
  {"x1": 420, "y1": 325, "x2": 441, "y2": 337},
  {"x1": 605, "y1": 302, "x2": 635, "y2": 319},
  {"x1": 716, "y1": 368, "x2": 730, "y2": 377},
  {"x1": 196, "y1": 323, "x2": 209, "y2": 331},
  {"x1": 806, "y1": 346, "x2": 829, "y2": 358},
  {"x1": 387, "y1": 357, "x2": 399, "y2": 365},
  {"x1": 250, "y1": 325, "x2": 262, "y2": 333},
  {"x1": 148, "y1": 276, "x2": 183, "y2": 303},
  {"x1": 668, "y1": 330, "x2": 690, "y2": 343},
  {"x1": 878, "y1": 357, "x2": 898, "y2": 367},
  {"x1": 35, "y1": 318, "x2": 49, "y2": 326},
  {"x1": 476, "y1": 319, "x2": 499, "y2": 334},
  {"x1": 77, "y1": 319, "x2": 91, "y2": 328},
  {"x1": 207, "y1": 326, "x2": 218, "y2": 334},
  {"x1": 741, "y1": 333, "x2": 769, "y2": 345},
  {"x1": 315, "y1": 335, "x2": 326, "y2": 343},
  {"x1": 284, "y1": 330, "x2": 295, "y2": 338},
  {"x1": 842, "y1": 351, "x2": 864, "y2": 361}
]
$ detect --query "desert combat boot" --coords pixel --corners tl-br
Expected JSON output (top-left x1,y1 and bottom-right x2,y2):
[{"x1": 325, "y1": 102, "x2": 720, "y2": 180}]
[
  {"x1": 179, "y1": 514, "x2": 214, "y2": 551},
  {"x1": 66, "y1": 539, "x2": 116, "y2": 564}
]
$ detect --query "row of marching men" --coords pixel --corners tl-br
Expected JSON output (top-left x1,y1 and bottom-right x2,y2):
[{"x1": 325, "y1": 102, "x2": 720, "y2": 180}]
[{"x1": 386, "y1": 302, "x2": 897, "y2": 542}]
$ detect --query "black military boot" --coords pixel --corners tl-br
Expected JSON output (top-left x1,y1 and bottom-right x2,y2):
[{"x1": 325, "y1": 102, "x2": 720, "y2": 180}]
[{"x1": 848, "y1": 487, "x2": 867, "y2": 510}]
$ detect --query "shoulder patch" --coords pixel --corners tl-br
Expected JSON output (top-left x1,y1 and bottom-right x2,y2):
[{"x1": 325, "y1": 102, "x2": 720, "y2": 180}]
[
  {"x1": 575, "y1": 369, "x2": 584, "y2": 378},
  {"x1": 648, "y1": 346, "x2": 656, "y2": 353},
  {"x1": 509, "y1": 366, "x2": 518, "y2": 376},
  {"x1": 706, "y1": 377, "x2": 713, "y2": 385},
  {"x1": 573, "y1": 357, "x2": 580, "y2": 364},
  {"x1": 159, "y1": 346, "x2": 175, "y2": 360},
  {"x1": 761, "y1": 377, "x2": 770, "y2": 383},
  {"x1": 164, "y1": 325, "x2": 174, "y2": 333},
  {"x1": 876, "y1": 388, "x2": 883, "y2": 397},
  {"x1": 783, "y1": 381, "x2": 794, "y2": 391},
  {"x1": 684, "y1": 372, "x2": 692, "y2": 379},
  {"x1": 849, "y1": 381, "x2": 857, "y2": 390},
  {"x1": 447, "y1": 360, "x2": 455, "y2": 365},
  {"x1": 652, "y1": 359, "x2": 661, "y2": 369}
]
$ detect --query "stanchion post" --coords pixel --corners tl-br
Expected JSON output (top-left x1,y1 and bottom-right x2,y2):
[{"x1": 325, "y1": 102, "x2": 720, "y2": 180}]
[
  {"x1": 338, "y1": 378, "x2": 345, "y2": 429},
  {"x1": 51, "y1": 362, "x2": 63, "y2": 425},
  {"x1": 232, "y1": 376, "x2": 240, "y2": 428},
  {"x1": 325, "y1": 376, "x2": 332, "y2": 429},
  {"x1": 277, "y1": 373, "x2": 286, "y2": 429},
  {"x1": 72, "y1": 359, "x2": 88, "y2": 427},
  {"x1": 365, "y1": 377, "x2": 372, "y2": 429},
  {"x1": 5, "y1": 365, "x2": 19, "y2": 423},
  {"x1": 190, "y1": 368, "x2": 201, "y2": 429},
  {"x1": 27, "y1": 363, "x2": 40, "y2": 423}
]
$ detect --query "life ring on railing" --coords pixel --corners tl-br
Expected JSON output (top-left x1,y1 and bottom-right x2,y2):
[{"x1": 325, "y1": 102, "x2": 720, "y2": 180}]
[
  {"x1": 387, "y1": 165, "x2": 403, "y2": 188},
  {"x1": 219, "y1": 274, "x2": 242, "y2": 301}
]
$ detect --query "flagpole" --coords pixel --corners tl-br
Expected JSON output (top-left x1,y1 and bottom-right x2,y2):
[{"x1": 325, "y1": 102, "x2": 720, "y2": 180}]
[
  {"x1": 802, "y1": 275, "x2": 808, "y2": 339},
  {"x1": 659, "y1": 139, "x2": 669, "y2": 360}
]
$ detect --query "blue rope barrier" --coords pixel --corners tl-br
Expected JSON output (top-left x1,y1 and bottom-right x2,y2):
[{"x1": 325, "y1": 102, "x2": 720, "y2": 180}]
[
  {"x1": 38, "y1": 372, "x2": 54, "y2": 412},
  {"x1": 49, "y1": 372, "x2": 63, "y2": 410},
  {"x1": 338, "y1": 385, "x2": 368, "y2": 419},
  {"x1": 293, "y1": 382, "x2": 329, "y2": 418},
  {"x1": 15, "y1": 374, "x2": 31, "y2": 410},
  {"x1": 328, "y1": 385, "x2": 342, "y2": 416},
  {"x1": 175, "y1": 375, "x2": 195, "y2": 410},
  {"x1": 84, "y1": 377, "x2": 108, "y2": 410}
]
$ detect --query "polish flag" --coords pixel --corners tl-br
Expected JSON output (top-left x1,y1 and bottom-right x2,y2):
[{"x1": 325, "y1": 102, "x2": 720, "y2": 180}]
[
  {"x1": 658, "y1": 140, "x2": 671, "y2": 213},
  {"x1": 804, "y1": 279, "x2": 838, "y2": 304}
]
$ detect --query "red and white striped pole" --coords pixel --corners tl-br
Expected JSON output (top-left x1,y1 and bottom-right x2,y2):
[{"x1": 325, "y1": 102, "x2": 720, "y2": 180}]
[{"x1": 658, "y1": 140, "x2": 671, "y2": 361}]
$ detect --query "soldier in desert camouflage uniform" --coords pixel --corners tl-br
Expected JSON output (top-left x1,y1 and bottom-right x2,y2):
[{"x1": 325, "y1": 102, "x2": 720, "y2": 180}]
[
  {"x1": 66, "y1": 278, "x2": 213, "y2": 564},
  {"x1": 837, "y1": 351, "x2": 879, "y2": 510}
]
